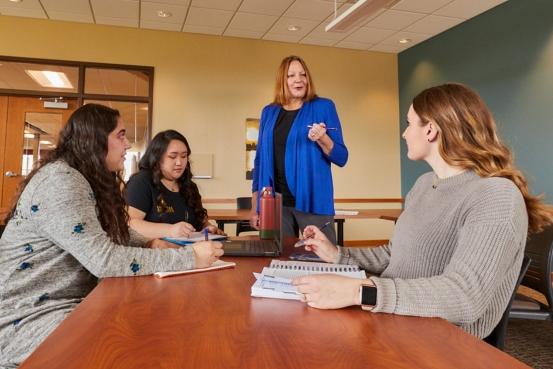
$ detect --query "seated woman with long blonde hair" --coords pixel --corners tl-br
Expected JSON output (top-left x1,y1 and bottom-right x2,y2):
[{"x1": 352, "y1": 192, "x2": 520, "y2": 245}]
[{"x1": 293, "y1": 83, "x2": 553, "y2": 339}]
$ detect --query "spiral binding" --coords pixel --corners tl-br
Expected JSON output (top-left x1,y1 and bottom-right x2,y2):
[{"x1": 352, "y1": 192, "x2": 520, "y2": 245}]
[{"x1": 270, "y1": 260, "x2": 359, "y2": 273}]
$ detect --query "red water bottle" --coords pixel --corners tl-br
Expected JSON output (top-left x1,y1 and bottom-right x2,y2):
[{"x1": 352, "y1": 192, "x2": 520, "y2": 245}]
[{"x1": 259, "y1": 187, "x2": 275, "y2": 239}]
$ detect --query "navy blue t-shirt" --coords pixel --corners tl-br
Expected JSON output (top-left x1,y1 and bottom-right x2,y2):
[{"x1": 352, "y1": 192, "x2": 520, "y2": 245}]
[{"x1": 126, "y1": 170, "x2": 197, "y2": 228}]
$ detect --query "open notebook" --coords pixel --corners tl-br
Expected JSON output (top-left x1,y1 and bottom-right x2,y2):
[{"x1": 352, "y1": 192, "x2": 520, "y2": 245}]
[{"x1": 251, "y1": 260, "x2": 366, "y2": 300}]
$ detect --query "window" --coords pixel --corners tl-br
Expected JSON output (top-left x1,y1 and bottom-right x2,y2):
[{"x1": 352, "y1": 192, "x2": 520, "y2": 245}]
[{"x1": 0, "y1": 56, "x2": 153, "y2": 180}]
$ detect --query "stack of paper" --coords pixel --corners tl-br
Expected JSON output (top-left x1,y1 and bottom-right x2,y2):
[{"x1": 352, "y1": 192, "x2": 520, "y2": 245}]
[
  {"x1": 163, "y1": 232, "x2": 227, "y2": 245},
  {"x1": 335, "y1": 210, "x2": 359, "y2": 215},
  {"x1": 251, "y1": 260, "x2": 366, "y2": 300},
  {"x1": 154, "y1": 260, "x2": 235, "y2": 278}
]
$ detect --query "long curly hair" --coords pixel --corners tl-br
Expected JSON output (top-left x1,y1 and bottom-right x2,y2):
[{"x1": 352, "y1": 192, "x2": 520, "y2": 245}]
[
  {"x1": 412, "y1": 83, "x2": 553, "y2": 234},
  {"x1": 135, "y1": 130, "x2": 207, "y2": 230},
  {"x1": 9, "y1": 103, "x2": 130, "y2": 244}
]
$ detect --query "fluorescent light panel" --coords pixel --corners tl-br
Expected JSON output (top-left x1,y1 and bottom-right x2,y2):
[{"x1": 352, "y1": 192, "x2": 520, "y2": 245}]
[
  {"x1": 325, "y1": 0, "x2": 397, "y2": 32},
  {"x1": 25, "y1": 70, "x2": 73, "y2": 89}
]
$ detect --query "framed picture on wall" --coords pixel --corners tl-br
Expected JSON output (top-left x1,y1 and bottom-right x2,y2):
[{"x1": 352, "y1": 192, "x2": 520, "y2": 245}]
[{"x1": 245, "y1": 118, "x2": 259, "y2": 180}]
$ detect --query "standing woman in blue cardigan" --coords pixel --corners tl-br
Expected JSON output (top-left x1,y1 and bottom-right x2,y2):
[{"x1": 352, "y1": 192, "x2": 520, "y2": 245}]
[{"x1": 250, "y1": 55, "x2": 348, "y2": 243}]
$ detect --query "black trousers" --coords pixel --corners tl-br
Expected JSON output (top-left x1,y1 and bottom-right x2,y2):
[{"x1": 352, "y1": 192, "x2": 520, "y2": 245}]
[{"x1": 281, "y1": 206, "x2": 337, "y2": 245}]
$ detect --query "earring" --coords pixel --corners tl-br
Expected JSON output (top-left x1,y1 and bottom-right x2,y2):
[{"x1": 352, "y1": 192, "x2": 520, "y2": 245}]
[{"x1": 427, "y1": 138, "x2": 431, "y2": 142}]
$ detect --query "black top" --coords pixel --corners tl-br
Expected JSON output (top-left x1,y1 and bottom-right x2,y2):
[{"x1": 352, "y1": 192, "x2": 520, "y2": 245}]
[
  {"x1": 126, "y1": 170, "x2": 198, "y2": 228},
  {"x1": 273, "y1": 107, "x2": 299, "y2": 207}
]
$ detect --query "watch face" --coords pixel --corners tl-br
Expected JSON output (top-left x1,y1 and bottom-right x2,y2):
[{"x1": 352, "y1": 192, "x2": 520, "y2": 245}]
[{"x1": 361, "y1": 285, "x2": 377, "y2": 306}]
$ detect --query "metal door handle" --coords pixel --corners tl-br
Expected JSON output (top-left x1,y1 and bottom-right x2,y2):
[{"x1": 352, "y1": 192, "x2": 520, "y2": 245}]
[{"x1": 5, "y1": 171, "x2": 18, "y2": 177}]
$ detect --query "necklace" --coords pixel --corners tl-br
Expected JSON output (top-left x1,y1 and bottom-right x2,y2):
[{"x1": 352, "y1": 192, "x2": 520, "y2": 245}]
[
  {"x1": 432, "y1": 170, "x2": 466, "y2": 189},
  {"x1": 432, "y1": 175, "x2": 441, "y2": 189},
  {"x1": 162, "y1": 179, "x2": 179, "y2": 192}
]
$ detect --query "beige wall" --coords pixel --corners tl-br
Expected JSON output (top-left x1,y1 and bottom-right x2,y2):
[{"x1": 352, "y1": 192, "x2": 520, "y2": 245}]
[{"x1": 0, "y1": 15, "x2": 401, "y2": 240}]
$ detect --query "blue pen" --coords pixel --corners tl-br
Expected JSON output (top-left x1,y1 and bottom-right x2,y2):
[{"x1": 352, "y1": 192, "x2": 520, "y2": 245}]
[{"x1": 204, "y1": 228, "x2": 209, "y2": 241}]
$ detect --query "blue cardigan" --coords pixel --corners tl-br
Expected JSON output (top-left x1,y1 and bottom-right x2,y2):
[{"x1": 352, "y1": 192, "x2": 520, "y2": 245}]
[{"x1": 252, "y1": 97, "x2": 348, "y2": 215}]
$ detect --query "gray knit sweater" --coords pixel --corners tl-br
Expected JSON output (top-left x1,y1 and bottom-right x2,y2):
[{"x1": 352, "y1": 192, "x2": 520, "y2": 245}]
[
  {"x1": 338, "y1": 171, "x2": 527, "y2": 338},
  {"x1": 0, "y1": 160, "x2": 196, "y2": 367}
]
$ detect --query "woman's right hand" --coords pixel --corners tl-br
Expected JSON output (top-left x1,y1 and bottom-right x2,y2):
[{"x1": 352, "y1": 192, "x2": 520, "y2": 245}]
[
  {"x1": 192, "y1": 241, "x2": 224, "y2": 268},
  {"x1": 169, "y1": 221, "x2": 196, "y2": 238},
  {"x1": 301, "y1": 225, "x2": 340, "y2": 263},
  {"x1": 249, "y1": 212, "x2": 260, "y2": 230}
]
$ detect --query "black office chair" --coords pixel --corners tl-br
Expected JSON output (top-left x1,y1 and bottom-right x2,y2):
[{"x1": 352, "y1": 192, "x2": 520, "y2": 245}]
[
  {"x1": 509, "y1": 225, "x2": 553, "y2": 320},
  {"x1": 236, "y1": 197, "x2": 258, "y2": 236},
  {"x1": 484, "y1": 255, "x2": 531, "y2": 350}
]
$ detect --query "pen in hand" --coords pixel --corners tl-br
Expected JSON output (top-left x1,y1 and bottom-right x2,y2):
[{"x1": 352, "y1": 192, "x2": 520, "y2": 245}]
[
  {"x1": 204, "y1": 228, "x2": 209, "y2": 241},
  {"x1": 294, "y1": 221, "x2": 332, "y2": 248},
  {"x1": 307, "y1": 125, "x2": 337, "y2": 130}
]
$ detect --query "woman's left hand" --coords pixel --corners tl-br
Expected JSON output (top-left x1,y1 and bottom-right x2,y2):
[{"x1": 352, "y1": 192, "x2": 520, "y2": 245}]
[
  {"x1": 205, "y1": 224, "x2": 226, "y2": 236},
  {"x1": 308, "y1": 123, "x2": 327, "y2": 142},
  {"x1": 292, "y1": 274, "x2": 365, "y2": 309},
  {"x1": 147, "y1": 238, "x2": 179, "y2": 249}
]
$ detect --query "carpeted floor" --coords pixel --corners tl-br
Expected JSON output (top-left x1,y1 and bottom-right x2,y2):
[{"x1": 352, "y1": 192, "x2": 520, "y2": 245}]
[
  {"x1": 504, "y1": 286, "x2": 552, "y2": 369},
  {"x1": 505, "y1": 318, "x2": 553, "y2": 369}
]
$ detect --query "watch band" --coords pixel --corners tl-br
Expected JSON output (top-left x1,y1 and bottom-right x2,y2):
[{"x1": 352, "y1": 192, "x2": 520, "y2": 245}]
[{"x1": 360, "y1": 281, "x2": 377, "y2": 311}]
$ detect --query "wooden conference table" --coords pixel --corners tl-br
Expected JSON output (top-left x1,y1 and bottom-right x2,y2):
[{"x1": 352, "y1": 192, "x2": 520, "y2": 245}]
[
  {"x1": 19, "y1": 241, "x2": 528, "y2": 369},
  {"x1": 209, "y1": 208, "x2": 402, "y2": 245}
]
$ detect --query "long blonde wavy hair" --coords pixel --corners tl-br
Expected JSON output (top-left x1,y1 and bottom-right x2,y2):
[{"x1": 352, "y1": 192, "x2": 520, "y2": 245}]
[{"x1": 412, "y1": 83, "x2": 553, "y2": 234}]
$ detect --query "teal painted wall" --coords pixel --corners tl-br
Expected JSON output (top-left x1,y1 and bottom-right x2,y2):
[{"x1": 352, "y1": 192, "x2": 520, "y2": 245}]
[{"x1": 398, "y1": 0, "x2": 553, "y2": 201}]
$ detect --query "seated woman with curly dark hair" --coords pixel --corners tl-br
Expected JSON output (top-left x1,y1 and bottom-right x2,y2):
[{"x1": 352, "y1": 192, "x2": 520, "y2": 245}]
[
  {"x1": 126, "y1": 130, "x2": 224, "y2": 239},
  {"x1": 0, "y1": 104, "x2": 223, "y2": 368}
]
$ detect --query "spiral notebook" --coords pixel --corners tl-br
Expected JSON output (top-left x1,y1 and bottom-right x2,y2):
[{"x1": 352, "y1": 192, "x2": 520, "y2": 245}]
[{"x1": 251, "y1": 260, "x2": 366, "y2": 300}]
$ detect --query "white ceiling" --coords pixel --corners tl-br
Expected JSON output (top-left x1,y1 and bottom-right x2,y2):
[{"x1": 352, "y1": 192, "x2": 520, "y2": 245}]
[{"x1": 0, "y1": 0, "x2": 507, "y2": 53}]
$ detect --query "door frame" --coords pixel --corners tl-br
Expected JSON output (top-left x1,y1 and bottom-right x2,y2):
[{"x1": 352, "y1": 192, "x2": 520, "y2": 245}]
[{"x1": 1, "y1": 96, "x2": 79, "y2": 211}]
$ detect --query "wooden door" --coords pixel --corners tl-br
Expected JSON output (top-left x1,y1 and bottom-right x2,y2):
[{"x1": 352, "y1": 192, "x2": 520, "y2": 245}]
[{"x1": 0, "y1": 96, "x2": 78, "y2": 215}]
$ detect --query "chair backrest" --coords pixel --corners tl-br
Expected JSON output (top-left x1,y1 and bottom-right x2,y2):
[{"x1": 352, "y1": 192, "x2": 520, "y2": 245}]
[
  {"x1": 484, "y1": 255, "x2": 531, "y2": 350},
  {"x1": 521, "y1": 225, "x2": 553, "y2": 309},
  {"x1": 237, "y1": 197, "x2": 252, "y2": 210},
  {"x1": 235, "y1": 197, "x2": 256, "y2": 236}
]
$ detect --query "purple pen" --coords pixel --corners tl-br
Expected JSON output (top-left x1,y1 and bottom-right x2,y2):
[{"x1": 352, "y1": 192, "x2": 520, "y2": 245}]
[{"x1": 204, "y1": 228, "x2": 209, "y2": 241}]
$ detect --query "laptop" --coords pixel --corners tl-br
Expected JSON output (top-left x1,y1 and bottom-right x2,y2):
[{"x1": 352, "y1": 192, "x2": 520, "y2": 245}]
[{"x1": 222, "y1": 192, "x2": 283, "y2": 257}]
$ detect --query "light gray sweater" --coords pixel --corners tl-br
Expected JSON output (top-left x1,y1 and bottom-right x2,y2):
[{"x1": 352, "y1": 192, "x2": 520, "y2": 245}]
[
  {"x1": 338, "y1": 171, "x2": 527, "y2": 338},
  {"x1": 0, "y1": 161, "x2": 196, "y2": 367}
]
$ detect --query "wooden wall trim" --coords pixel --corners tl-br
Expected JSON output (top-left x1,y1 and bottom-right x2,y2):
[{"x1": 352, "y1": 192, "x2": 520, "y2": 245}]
[
  {"x1": 203, "y1": 198, "x2": 403, "y2": 204},
  {"x1": 335, "y1": 198, "x2": 403, "y2": 203},
  {"x1": 344, "y1": 240, "x2": 388, "y2": 247}
]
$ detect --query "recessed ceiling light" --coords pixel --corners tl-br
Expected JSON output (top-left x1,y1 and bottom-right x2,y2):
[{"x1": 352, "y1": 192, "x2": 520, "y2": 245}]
[
  {"x1": 399, "y1": 38, "x2": 411, "y2": 44},
  {"x1": 287, "y1": 25, "x2": 300, "y2": 32},
  {"x1": 157, "y1": 10, "x2": 172, "y2": 18},
  {"x1": 24, "y1": 133, "x2": 35, "y2": 139},
  {"x1": 9, "y1": 0, "x2": 23, "y2": 3},
  {"x1": 39, "y1": 140, "x2": 52, "y2": 145}
]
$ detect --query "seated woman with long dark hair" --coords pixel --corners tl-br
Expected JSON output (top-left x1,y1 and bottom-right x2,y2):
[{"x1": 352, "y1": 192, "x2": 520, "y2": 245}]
[
  {"x1": 126, "y1": 130, "x2": 223, "y2": 239},
  {"x1": 0, "y1": 104, "x2": 223, "y2": 368}
]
